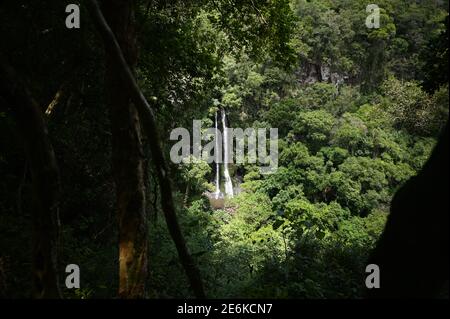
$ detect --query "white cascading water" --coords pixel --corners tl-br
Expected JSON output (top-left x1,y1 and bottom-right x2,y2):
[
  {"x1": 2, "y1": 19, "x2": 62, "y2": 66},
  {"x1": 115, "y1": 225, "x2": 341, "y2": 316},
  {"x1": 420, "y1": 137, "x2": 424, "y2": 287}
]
[
  {"x1": 214, "y1": 111, "x2": 221, "y2": 199},
  {"x1": 222, "y1": 109, "x2": 234, "y2": 198}
]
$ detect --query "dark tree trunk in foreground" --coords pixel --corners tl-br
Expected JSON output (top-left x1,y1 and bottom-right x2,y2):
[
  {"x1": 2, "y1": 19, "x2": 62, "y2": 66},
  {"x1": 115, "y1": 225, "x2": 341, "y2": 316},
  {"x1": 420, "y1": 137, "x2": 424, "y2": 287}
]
[
  {"x1": 0, "y1": 59, "x2": 61, "y2": 299},
  {"x1": 368, "y1": 123, "x2": 449, "y2": 298},
  {"x1": 88, "y1": 0, "x2": 206, "y2": 298},
  {"x1": 102, "y1": 0, "x2": 148, "y2": 298}
]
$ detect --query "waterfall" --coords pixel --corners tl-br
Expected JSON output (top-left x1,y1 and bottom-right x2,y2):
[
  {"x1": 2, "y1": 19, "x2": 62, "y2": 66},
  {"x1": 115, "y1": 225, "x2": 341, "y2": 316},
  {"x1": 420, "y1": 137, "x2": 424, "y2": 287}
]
[
  {"x1": 222, "y1": 109, "x2": 234, "y2": 198},
  {"x1": 214, "y1": 111, "x2": 220, "y2": 198}
]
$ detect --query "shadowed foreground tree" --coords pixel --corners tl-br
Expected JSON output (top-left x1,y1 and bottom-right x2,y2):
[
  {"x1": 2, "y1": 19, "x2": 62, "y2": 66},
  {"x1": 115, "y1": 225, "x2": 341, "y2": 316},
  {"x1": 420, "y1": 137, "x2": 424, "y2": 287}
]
[
  {"x1": 368, "y1": 123, "x2": 449, "y2": 298},
  {"x1": 0, "y1": 59, "x2": 61, "y2": 299}
]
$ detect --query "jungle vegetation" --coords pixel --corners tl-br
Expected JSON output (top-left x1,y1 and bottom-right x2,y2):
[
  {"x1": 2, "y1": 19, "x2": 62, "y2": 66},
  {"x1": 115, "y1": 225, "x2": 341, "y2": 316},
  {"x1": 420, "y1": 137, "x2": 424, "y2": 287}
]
[{"x1": 0, "y1": 0, "x2": 448, "y2": 298}]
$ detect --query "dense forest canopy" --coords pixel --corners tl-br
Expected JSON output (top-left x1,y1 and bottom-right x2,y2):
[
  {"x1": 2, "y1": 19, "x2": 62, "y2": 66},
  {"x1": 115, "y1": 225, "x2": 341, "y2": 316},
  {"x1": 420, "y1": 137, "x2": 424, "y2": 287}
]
[{"x1": 0, "y1": 0, "x2": 448, "y2": 298}]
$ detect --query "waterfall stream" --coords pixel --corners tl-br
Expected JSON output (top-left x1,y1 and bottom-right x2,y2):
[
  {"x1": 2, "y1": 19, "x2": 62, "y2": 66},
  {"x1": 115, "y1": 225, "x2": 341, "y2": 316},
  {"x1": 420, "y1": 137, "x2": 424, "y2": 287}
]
[
  {"x1": 214, "y1": 111, "x2": 220, "y2": 198},
  {"x1": 222, "y1": 109, "x2": 234, "y2": 198}
]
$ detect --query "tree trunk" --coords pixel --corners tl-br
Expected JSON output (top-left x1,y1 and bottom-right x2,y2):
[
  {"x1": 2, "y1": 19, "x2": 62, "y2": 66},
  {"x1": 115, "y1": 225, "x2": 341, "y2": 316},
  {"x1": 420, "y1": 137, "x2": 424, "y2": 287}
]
[
  {"x1": 102, "y1": 0, "x2": 148, "y2": 298},
  {"x1": 88, "y1": 0, "x2": 206, "y2": 298},
  {"x1": 0, "y1": 59, "x2": 61, "y2": 299}
]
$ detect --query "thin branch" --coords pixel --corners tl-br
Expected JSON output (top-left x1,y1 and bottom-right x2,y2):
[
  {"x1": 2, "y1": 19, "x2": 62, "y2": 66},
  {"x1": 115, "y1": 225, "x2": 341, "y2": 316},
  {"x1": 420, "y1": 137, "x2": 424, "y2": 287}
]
[
  {"x1": 45, "y1": 86, "x2": 67, "y2": 117},
  {"x1": 250, "y1": 0, "x2": 268, "y2": 25}
]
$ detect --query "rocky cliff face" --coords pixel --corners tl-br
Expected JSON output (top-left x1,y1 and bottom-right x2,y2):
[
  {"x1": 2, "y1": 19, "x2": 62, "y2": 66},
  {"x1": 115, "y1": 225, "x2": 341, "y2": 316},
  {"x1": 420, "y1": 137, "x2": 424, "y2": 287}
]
[{"x1": 297, "y1": 62, "x2": 347, "y2": 86}]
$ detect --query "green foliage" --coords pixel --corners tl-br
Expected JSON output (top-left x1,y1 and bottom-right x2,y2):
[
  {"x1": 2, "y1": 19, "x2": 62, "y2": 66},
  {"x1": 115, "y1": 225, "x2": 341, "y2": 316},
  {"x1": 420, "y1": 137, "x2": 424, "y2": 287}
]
[
  {"x1": 294, "y1": 110, "x2": 336, "y2": 150},
  {"x1": 180, "y1": 156, "x2": 214, "y2": 194},
  {"x1": 381, "y1": 77, "x2": 447, "y2": 136}
]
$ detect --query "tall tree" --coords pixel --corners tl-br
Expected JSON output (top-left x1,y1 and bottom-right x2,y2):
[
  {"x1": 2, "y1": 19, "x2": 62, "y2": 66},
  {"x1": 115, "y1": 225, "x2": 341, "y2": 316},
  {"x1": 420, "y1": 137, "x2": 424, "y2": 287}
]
[
  {"x1": 102, "y1": 0, "x2": 148, "y2": 298},
  {"x1": 0, "y1": 59, "x2": 61, "y2": 299},
  {"x1": 89, "y1": 0, "x2": 206, "y2": 298}
]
